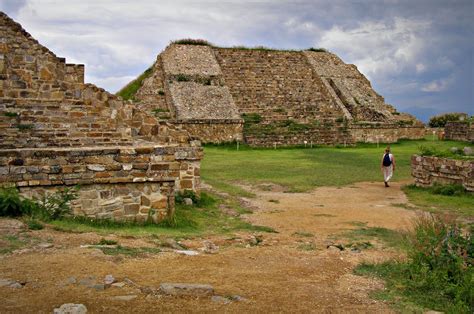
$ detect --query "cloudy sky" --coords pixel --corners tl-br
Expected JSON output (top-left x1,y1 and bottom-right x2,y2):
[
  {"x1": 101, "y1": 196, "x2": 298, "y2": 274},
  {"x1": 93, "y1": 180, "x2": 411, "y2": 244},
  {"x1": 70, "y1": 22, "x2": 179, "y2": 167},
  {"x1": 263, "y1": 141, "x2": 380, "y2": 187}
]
[{"x1": 1, "y1": 0, "x2": 473, "y2": 121}]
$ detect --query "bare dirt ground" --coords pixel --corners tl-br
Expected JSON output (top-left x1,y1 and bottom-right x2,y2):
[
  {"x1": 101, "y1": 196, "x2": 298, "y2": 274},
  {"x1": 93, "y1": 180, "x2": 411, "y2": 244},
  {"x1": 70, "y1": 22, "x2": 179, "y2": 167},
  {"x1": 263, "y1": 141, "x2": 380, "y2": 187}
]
[{"x1": 0, "y1": 181, "x2": 417, "y2": 313}]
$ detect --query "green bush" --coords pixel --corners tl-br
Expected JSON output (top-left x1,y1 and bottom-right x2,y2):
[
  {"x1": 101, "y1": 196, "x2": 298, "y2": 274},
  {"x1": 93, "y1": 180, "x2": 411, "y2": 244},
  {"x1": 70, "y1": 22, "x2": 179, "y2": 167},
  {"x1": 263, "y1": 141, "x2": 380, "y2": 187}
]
[
  {"x1": 37, "y1": 187, "x2": 79, "y2": 220},
  {"x1": 307, "y1": 47, "x2": 328, "y2": 52},
  {"x1": 0, "y1": 187, "x2": 23, "y2": 217},
  {"x1": 0, "y1": 186, "x2": 78, "y2": 220},
  {"x1": 172, "y1": 38, "x2": 212, "y2": 46},
  {"x1": 356, "y1": 214, "x2": 473, "y2": 312},
  {"x1": 242, "y1": 113, "x2": 262, "y2": 124},
  {"x1": 428, "y1": 113, "x2": 468, "y2": 128}
]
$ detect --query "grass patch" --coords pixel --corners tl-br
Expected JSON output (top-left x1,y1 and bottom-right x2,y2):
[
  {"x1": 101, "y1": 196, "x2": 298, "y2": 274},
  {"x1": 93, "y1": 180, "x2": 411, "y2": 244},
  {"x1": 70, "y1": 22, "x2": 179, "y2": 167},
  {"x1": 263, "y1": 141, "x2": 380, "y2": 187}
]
[
  {"x1": 4, "y1": 111, "x2": 18, "y2": 117},
  {"x1": 293, "y1": 231, "x2": 314, "y2": 237},
  {"x1": 116, "y1": 65, "x2": 154, "y2": 101},
  {"x1": 172, "y1": 38, "x2": 212, "y2": 46},
  {"x1": 403, "y1": 184, "x2": 474, "y2": 217},
  {"x1": 202, "y1": 138, "x2": 473, "y2": 193},
  {"x1": 96, "y1": 238, "x2": 118, "y2": 245},
  {"x1": 26, "y1": 219, "x2": 44, "y2": 230},
  {"x1": 354, "y1": 215, "x2": 473, "y2": 313},
  {"x1": 297, "y1": 242, "x2": 316, "y2": 251},
  {"x1": 344, "y1": 226, "x2": 406, "y2": 249},
  {"x1": 313, "y1": 213, "x2": 334, "y2": 217},
  {"x1": 0, "y1": 234, "x2": 33, "y2": 254},
  {"x1": 100, "y1": 245, "x2": 161, "y2": 257},
  {"x1": 50, "y1": 191, "x2": 273, "y2": 237}
]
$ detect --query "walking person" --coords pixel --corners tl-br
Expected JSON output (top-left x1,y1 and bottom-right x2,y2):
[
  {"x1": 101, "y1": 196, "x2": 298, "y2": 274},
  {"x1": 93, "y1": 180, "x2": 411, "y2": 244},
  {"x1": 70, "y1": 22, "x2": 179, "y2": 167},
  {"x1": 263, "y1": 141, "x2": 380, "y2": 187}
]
[{"x1": 381, "y1": 146, "x2": 395, "y2": 187}]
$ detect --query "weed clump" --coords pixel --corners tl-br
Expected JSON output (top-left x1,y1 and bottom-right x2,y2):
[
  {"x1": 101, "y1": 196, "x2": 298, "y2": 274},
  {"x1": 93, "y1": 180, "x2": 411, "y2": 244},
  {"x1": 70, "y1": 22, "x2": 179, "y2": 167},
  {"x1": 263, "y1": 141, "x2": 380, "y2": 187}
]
[
  {"x1": 0, "y1": 186, "x2": 78, "y2": 221},
  {"x1": 172, "y1": 39, "x2": 212, "y2": 46},
  {"x1": 355, "y1": 214, "x2": 473, "y2": 313}
]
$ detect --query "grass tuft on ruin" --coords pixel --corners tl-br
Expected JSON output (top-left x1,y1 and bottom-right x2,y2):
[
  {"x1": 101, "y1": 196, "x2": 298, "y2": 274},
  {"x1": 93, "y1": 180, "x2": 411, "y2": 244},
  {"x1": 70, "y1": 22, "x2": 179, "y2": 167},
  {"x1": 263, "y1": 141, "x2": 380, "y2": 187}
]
[{"x1": 116, "y1": 65, "x2": 154, "y2": 101}]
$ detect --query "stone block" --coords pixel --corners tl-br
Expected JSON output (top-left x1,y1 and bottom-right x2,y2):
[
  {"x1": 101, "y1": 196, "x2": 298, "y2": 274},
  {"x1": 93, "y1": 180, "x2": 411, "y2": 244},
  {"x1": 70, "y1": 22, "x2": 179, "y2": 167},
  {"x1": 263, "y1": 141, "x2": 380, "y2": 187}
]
[
  {"x1": 124, "y1": 204, "x2": 140, "y2": 215},
  {"x1": 151, "y1": 197, "x2": 167, "y2": 209}
]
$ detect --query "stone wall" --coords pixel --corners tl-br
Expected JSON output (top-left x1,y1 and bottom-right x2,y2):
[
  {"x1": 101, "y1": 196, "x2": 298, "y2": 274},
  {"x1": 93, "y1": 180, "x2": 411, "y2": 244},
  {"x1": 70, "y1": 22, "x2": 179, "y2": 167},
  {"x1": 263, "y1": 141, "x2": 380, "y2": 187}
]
[
  {"x1": 411, "y1": 155, "x2": 474, "y2": 192},
  {"x1": 20, "y1": 181, "x2": 174, "y2": 223},
  {"x1": 0, "y1": 12, "x2": 202, "y2": 222},
  {"x1": 350, "y1": 124, "x2": 426, "y2": 143},
  {"x1": 444, "y1": 121, "x2": 474, "y2": 143},
  {"x1": 173, "y1": 119, "x2": 243, "y2": 143}
]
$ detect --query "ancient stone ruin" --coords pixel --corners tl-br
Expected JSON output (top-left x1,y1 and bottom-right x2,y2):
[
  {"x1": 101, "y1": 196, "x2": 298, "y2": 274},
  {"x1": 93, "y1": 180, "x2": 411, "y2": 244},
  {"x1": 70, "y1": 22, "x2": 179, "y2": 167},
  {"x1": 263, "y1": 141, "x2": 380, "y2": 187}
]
[
  {"x1": 444, "y1": 121, "x2": 474, "y2": 143},
  {"x1": 0, "y1": 13, "x2": 202, "y2": 222},
  {"x1": 130, "y1": 42, "x2": 425, "y2": 146}
]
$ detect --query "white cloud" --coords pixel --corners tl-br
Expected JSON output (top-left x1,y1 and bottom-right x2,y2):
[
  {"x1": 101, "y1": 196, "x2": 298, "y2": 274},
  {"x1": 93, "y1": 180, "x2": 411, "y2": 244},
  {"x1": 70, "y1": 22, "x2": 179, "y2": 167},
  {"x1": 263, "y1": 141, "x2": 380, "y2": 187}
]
[
  {"x1": 415, "y1": 63, "x2": 426, "y2": 74},
  {"x1": 421, "y1": 76, "x2": 454, "y2": 92},
  {"x1": 87, "y1": 75, "x2": 137, "y2": 93},
  {"x1": 318, "y1": 18, "x2": 430, "y2": 79}
]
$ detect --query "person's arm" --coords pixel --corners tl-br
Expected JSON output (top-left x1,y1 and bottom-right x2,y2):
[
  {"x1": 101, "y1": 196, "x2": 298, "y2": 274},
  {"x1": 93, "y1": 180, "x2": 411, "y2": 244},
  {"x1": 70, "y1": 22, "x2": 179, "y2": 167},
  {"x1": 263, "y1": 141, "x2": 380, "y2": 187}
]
[{"x1": 391, "y1": 155, "x2": 396, "y2": 171}]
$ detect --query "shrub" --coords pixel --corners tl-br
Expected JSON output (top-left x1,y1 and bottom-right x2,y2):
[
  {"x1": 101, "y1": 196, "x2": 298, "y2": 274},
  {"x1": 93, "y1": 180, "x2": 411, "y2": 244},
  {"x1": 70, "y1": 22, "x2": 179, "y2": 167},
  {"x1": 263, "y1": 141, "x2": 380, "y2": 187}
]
[
  {"x1": 175, "y1": 74, "x2": 190, "y2": 82},
  {"x1": 307, "y1": 47, "x2": 328, "y2": 52},
  {"x1": 428, "y1": 113, "x2": 468, "y2": 128},
  {"x1": 37, "y1": 187, "x2": 79, "y2": 220},
  {"x1": 26, "y1": 219, "x2": 44, "y2": 230},
  {"x1": 241, "y1": 113, "x2": 262, "y2": 124},
  {"x1": 356, "y1": 214, "x2": 473, "y2": 312},
  {"x1": 0, "y1": 187, "x2": 24, "y2": 217},
  {"x1": 4, "y1": 111, "x2": 18, "y2": 117},
  {"x1": 0, "y1": 186, "x2": 78, "y2": 220},
  {"x1": 172, "y1": 38, "x2": 212, "y2": 46}
]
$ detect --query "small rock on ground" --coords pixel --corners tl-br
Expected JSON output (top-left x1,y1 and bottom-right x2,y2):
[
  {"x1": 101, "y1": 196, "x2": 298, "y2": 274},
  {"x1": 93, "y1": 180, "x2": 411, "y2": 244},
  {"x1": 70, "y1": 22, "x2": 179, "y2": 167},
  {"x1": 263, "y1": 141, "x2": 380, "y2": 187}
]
[
  {"x1": 110, "y1": 295, "x2": 138, "y2": 301},
  {"x1": 211, "y1": 296, "x2": 231, "y2": 304},
  {"x1": 175, "y1": 250, "x2": 199, "y2": 256},
  {"x1": 53, "y1": 303, "x2": 87, "y2": 314},
  {"x1": 160, "y1": 283, "x2": 214, "y2": 296},
  {"x1": 0, "y1": 278, "x2": 23, "y2": 289},
  {"x1": 104, "y1": 274, "x2": 115, "y2": 285},
  {"x1": 183, "y1": 198, "x2": 193, "y2": 206}
]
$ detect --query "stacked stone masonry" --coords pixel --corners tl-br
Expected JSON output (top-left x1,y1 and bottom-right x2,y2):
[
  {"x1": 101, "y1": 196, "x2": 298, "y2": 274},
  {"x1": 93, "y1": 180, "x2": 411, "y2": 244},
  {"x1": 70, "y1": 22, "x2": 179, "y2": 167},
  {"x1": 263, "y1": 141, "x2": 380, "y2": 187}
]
[
  {"x1": 0, "y1": 12, "x2": 202, "y2": 222},
  {"x1": 134, "y1": 44, "x2": 424, "y2": 146},
  {"x1": 411, "y1": 155, "x2": 474, "y2": 192},
  {"x1": 444, "y1": 121, "x2": 474, "y2": 143}
]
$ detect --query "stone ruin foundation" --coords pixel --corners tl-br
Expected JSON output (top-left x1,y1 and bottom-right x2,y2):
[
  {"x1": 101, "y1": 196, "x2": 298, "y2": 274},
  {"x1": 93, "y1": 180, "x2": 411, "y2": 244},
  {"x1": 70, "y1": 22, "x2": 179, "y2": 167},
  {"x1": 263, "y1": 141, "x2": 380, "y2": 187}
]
[{"x1": 0, "y1": 12, "x2": 202, "y2": 223}]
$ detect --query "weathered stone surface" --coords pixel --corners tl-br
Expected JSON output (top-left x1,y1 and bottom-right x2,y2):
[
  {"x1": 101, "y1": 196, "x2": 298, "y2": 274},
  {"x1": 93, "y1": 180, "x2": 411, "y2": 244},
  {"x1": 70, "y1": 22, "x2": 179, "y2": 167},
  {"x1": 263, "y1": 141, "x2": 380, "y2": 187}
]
[
  {"x1": 53, "y1": 303, "x2": 87, "y2": 314},
  {"x1": 0, "y1": 12, "x2": 203, "y2": 224},
  {"x1": 445, "y1": 121, "x2": 474, "y2": 142},
  {"x1": 159, "y1": 283, "x2": 214, "y2": 296},
  {"x1": 134, "y1": 44, "x2": 423, "y2": 146},
  {"x1": 411, "y1": 155, "x2": 473, "y2": 192},
  {"x1": 0, "y1": 278, "x2": 23, "y2": 288}
]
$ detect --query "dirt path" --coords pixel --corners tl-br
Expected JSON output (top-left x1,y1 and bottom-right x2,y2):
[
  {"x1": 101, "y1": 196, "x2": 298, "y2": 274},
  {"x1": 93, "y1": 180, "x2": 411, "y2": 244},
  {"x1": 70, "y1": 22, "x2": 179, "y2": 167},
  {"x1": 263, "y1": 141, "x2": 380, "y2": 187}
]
[{"x1": 0, "y1": 182, "x2": 416, "y2": 313}]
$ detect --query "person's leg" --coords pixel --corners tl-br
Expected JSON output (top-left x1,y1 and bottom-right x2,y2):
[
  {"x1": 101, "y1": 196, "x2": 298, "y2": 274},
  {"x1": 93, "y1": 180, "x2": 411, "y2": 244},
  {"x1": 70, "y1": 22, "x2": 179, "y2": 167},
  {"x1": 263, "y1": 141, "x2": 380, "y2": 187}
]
[{"x1": 384, "y1": 165, "x2": 393, "y2": 186}]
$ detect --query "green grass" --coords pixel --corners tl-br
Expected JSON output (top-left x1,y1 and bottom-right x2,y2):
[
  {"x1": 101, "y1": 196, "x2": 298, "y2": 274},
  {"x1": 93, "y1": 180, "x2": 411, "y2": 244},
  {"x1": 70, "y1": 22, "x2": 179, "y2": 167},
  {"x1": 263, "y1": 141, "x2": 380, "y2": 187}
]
[
  {"x1": 116, "y1": 65, "x2": 154, "y2": 101},
  {"x1": 50, "y1": 192, "x2": 274, "y2": 238},
  {"x1": 202, "y1": 137, "x2": 473, "y2": 192},
  {"x1": 100, "y1": 245, "x2": 161, "y2": 257},
  {"x1": 354, "y1": 215, "x2": 473, "y2": 313},
  {"x1": 403, "y1": 185, "x2": 474, "y2": 217},
  {"x1": 0, "y1": 234, "x2": 33, "y2": 254},
  {"x1": 344, "y1": 226, "x2": 407, "y2": 249}
]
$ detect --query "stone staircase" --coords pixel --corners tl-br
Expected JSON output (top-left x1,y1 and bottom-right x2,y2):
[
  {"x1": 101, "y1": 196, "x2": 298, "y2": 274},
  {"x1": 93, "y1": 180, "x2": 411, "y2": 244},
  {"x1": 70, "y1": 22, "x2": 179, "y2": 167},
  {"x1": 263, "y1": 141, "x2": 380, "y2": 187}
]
[{"x1": 213, "y1": 48, "x2": 353, "y2": 145}]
